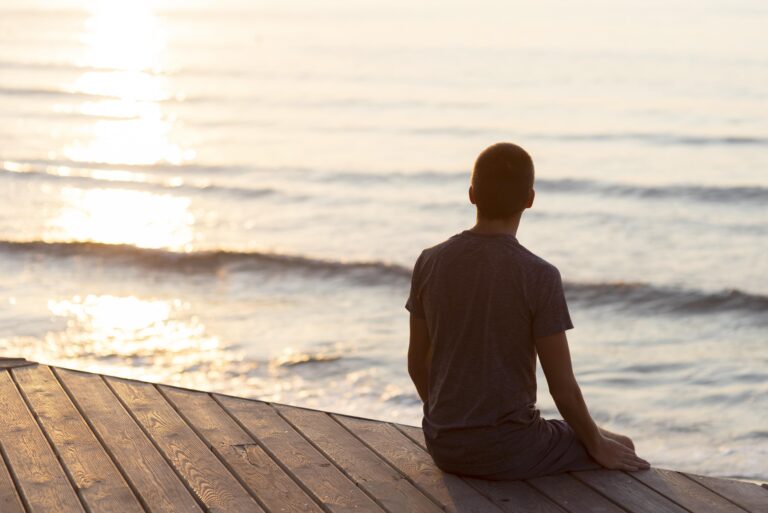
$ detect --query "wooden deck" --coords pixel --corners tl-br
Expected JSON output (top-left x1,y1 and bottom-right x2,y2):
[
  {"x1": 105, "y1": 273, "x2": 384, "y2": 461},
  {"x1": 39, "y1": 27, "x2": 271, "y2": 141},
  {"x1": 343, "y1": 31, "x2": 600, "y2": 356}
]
[{"x1": 0, "y1": 362, "x2": 765, "y2": 513}]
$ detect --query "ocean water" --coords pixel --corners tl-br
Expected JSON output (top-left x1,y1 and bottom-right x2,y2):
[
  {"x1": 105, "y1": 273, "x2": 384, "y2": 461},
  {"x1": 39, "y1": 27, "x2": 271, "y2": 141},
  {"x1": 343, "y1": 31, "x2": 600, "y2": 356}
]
[{"x1": 1, "y1": 0, "x2": 766, "y2": 481}]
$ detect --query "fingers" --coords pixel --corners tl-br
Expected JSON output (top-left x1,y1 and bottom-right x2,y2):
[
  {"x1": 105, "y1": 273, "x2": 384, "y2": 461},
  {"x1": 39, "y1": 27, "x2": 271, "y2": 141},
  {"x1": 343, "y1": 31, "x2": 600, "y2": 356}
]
[
  {"x1": 598, "y1": 427, "x2": 636, "y2": 450},
  {"x1": 610, "y1": 442, "x2": 651, "y2": 471},
  {"x1": 621, "y1": 451, "x2": 651, "y2": 471},
  {"x1": 592, "y1": 436, "x2": 650, "y2": 471},
  {"x1": 614, "y1": 458, "x2": 650, "y2": 471}
]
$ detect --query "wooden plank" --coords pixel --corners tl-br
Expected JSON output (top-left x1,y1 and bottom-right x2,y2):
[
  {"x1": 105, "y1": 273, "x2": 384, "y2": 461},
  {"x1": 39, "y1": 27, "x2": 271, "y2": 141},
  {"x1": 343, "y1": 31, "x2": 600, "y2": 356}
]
[
  {"x1": 160, "y1": 385, "x2": 323, "y2": 513},
  {"x1": 393, "y1": 423, "x2": 426, "y2": 448},
  {"x1": 683, "y1": 472, "x2": 768, "y2": 513},
  {"x1": 0, "y1": 446, "x2": 25, "y2": 513},
  {"x1": 631, "y1": 468, "x2": 748, "y2": 513},
  {"x1": 527, "y1": 473, "x2": 626, "y2": 513},
  {"x1": 574, "y1": 469, "x2": 688, "y2": 513},
  {"x1": 106, "y1": 376, "x2": 264, "y2": 513},
  {"x1": 55, "y1": 368, "x2": 204, "y2": 513},
  {"x1": 0, "y1": 358, "x2": 36, "y2": 369},
  {"x1": 276, "y1": 404, "x2": 443, "y2": 513},
  {"x1": 13, "y1": 365, "x2": 145, "y2": 513},
  {"x1": 215, "y1": 394, "x2": 385, "y2": 513},
  {"x1": 0, "y1": 370, "x2": 85, "y2": 513},
  {"x1": 333, "y1": 413, "x2": 504, "y2": 513},
  {"x1": 463, "y1": 477, "x2": 567, "y2": 513}
]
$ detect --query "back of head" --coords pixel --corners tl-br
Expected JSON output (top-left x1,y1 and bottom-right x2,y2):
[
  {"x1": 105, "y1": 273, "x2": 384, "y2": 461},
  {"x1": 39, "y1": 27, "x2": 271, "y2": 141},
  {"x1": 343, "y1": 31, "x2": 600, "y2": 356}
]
[{"x1": 471, "y1": 142, "x2": 534, "y2": 219}]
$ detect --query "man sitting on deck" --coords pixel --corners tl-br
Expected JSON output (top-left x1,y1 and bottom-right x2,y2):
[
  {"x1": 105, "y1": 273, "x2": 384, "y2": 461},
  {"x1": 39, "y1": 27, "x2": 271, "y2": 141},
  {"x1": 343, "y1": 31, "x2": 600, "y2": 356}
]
[{"x1": 406, "y1": 142, "x2": 650, "y2": 479}]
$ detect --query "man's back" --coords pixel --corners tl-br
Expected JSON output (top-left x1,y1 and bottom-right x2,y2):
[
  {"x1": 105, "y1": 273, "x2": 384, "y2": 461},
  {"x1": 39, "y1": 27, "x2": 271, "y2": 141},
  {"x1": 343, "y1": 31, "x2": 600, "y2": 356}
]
[
  {"x1": 407, "y1": 229, "x2": 574, "y2": 475},
  {"x1": 406, "y1": 143, "x2": 649, "y2": 479}
]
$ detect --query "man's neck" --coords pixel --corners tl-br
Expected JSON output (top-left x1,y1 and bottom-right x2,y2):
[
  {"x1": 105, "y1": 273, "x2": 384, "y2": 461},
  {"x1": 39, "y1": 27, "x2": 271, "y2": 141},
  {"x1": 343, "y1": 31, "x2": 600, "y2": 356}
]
[{"x1": 469, "y1": 214, "x2": 522, "y2": 237}]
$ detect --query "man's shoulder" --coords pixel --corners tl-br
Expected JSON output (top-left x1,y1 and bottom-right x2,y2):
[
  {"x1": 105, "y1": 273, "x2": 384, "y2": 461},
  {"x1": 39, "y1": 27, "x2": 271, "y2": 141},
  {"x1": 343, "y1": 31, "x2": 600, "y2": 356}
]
[
  {"x1": 413, "y1": 232, "x2": 471, "y2": 269},
  {"x1": 515, "y1": 243, "x2": 561, "y2": 276},
  {"x1": 414, "y1": 232, "x2": 562, "y2": 280}
]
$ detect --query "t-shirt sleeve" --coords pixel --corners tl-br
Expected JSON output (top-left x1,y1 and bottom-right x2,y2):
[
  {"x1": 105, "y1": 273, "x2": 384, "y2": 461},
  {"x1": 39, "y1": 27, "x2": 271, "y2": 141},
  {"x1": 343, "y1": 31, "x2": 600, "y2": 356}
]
[
  {"x1": 405, "y1": 252, "x2": 426, "y2": 318},
  {"x1": 532, "y1": 265, "x2": 573, "y2": 338}
]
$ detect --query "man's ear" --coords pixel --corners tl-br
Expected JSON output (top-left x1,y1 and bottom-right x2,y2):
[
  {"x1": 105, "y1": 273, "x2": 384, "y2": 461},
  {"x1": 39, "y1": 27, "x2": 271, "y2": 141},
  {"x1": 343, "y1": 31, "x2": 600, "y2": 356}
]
[
  {"x1": 468, "y1": 185, "x2": 477, "y2": 205},
  {"x1": 526, "y1": 189, "x2": 535, "y2": 209}
]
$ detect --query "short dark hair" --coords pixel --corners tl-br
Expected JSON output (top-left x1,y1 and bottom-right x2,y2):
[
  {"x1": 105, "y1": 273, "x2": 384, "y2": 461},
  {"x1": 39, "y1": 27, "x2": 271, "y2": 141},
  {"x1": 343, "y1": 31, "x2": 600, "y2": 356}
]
[{"x1": 471, "y1": 142, "x2": 534, "y2": 219}]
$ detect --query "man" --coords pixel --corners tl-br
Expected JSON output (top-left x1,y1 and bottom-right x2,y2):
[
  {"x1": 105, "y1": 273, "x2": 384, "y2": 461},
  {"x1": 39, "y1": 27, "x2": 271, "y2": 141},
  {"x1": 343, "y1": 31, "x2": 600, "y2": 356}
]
[{"x1": 406, "y1": 142, "x2": 650, "y2": 479}]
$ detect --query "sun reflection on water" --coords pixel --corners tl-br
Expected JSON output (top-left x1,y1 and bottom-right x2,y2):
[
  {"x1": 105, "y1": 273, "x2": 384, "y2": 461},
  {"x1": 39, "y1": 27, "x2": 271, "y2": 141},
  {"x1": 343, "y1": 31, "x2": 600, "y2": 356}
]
[
  {"x1": 79, "y1": 1, "x2": 166, "y2": 73},
  {"x1": 44, "y1": 294, "x2": 223, "y2": 368},
  {"x1": 46, "y1": 187, "x2": 195, "y2": 250},
  {"x1": 61, "y1": 1, "x2": 193, "y2": 166}
]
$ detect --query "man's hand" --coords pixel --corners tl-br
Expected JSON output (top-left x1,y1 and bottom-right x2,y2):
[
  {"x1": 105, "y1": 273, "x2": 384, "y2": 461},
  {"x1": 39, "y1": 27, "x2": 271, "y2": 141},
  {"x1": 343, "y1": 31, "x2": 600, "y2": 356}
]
[
  {"x1": 589, "y1": 434, "x2": 650, "y2": 471},
  {"x1": 536, "y1": 331, "x2": 651, "y2": 471},
  {"x1": 599, "y1": 426, "x2": 635, "y2": 450}
]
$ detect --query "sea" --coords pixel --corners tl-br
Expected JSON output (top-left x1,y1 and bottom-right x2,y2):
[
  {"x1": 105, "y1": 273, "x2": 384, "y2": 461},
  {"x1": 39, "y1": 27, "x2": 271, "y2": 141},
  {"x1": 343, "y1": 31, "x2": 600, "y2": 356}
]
[{"x1": 0, "y1": 0, "x2": 766, "y2": 481}]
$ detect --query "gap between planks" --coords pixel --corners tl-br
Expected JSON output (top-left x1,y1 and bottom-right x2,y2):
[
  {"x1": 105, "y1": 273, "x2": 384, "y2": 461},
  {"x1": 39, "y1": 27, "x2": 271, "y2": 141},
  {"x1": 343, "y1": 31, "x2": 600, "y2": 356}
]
[
  {"x1": 0, "y1": 439, "x2": 28, "y2": 513},
  {"x1": 155, "y1": 384, "x2": 326, "y2": 513},
  {"x1": 213, "y1": 392, "x2": 388, "y2": 513},
  {"x1": 49, "y1": 367, "x2": 156, "y2": 513},
  {"x1": 51, "y1": 367, "x2": 173, "y2": 513},
  {"x1": 7, "y1": 369, "x2": 90, "y2": 513},
  {"x1": 272, "y1": 402, "x2": 444, "y2": 513}
]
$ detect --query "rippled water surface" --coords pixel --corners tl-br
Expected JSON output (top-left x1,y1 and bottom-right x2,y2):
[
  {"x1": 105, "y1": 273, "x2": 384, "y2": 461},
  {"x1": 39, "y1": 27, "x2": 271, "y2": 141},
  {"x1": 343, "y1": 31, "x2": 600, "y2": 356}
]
[{"x1": 1, "y1": 0, "x2": 766, "y2": 480}]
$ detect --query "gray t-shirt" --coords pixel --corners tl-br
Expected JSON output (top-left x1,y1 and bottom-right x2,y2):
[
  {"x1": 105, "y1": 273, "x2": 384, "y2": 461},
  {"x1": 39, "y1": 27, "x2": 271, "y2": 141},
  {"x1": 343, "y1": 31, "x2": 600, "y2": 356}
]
[{"x1": 406, "y1": 230, "x2": 574, "y2": 474}]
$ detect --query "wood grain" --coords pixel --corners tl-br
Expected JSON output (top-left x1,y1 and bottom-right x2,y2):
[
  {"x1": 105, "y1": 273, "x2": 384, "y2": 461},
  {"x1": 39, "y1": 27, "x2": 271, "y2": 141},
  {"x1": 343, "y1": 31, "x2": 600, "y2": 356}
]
[
  {"x1": 682, "y1": 472, "x2": 768, "y2": 513},
  {"x1": 161, "y1": 385, "x2": 324, "y2": 513},
  {"x1": 13, "y1": 365, "x2": 145, "y2": 513},
  {"x1": 528, "y1": 472, "x2": 625, "y2": 513},
  {"x1": 277, "y1": 404, "x2": 443, "y2": 513},
  {"x1": 56, "y1": 368, "x2": 204, "y2": 513},
  {"x1": 463, "y1": 477, "x2": 567, "y2": 513},
  {"x1": 393, "y1": 423, "x2": 426, "y2": 449},
  {"x1": 630, "y1": 468, "x2": 748, "y2": 513},
  {"x1": 574, "y1": 469, "x2": 687, "y2": 513},
  {"x1": 107, "y1": 376, "x2": 263, "y2": 513},
  {"x1": 5, "y1": 364, "x2": 762, "y2": 513},
  {"x1": 216, "y1": 394, "x2": 385, "y2": 513},
  {"x1": 0, "y1": 444, "x2": 25, "y2": 513},
  {"x1": 0, "y1": 369, "x2": 84, "y2": 513},
  {"x1": 333, "y1": 413, "x2": 505, "y2": 513}
]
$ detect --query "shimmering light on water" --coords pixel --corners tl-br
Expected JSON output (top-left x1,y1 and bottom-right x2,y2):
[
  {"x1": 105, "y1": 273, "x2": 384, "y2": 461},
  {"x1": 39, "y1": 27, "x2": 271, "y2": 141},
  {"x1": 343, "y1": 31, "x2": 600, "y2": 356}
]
[
  {"x1": 79, "y1": 1, "x2": 165, "y2": 72},
  {"x1": 59, "y1": 0, "x2": 192, "y2": 165},
  {"x1": 45, "y1": 188, "x2": 195, "y2": 249},
  {"x1": 47, "y1": 294, "x2": 218, "y2": 357}
]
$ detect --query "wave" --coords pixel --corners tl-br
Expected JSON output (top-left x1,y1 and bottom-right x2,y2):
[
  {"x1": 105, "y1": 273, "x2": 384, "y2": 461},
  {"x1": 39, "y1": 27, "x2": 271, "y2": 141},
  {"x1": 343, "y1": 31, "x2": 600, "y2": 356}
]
[
  {"x1": 3, "y1": 158, "x2": 766, "y2": 206},
  {"x1": 0, "y1": 160, "x2": 768, "y2": 205},
  {"x1": 0, "y1": 240, "x2": 412, "y2": 284},
  {"x1": 538, "y1": 132, "x2": 768, "y2": 147},
  {"x1": 566, "y1": 282, "x2": 768, "y2": 316},
  {"x1": 0, "y1": 240, "x2": 766, "y2": 318},
  {"x1": 0, "y1": 86, "x2": 180, "y2": 103},
  {"x1": 537, "y1": 178, "x2": 768, "y2": 204},
  {"x1": 0, "y1": 86, "x2": 115, "y2": 101},
  {"x1": 0, "y1": 59, "x2": 167, "y2": 75},
  {"x1": 3, "y1": 158, "x2": 246, "y2": 175},
  {"x1": 0, "y1": 167, "x2": 278, "y2": 200}
]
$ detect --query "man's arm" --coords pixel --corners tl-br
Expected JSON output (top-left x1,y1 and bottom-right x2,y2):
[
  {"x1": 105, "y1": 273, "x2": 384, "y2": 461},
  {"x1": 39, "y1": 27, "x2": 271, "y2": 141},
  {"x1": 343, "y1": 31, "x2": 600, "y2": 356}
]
[
  {"x1": 536, "y1": 331, "x2": 650, "y2": 471},
  {"x1": 408, "y1": 314, "x2": 430, "y2": 403}
]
